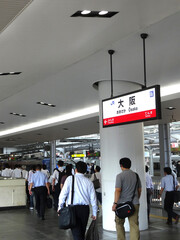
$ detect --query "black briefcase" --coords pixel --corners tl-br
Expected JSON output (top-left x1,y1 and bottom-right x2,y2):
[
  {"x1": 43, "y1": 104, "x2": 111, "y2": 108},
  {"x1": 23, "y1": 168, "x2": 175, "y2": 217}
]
[{"x1": 58, "y1": 205, "x2": 76, "y2": 229}]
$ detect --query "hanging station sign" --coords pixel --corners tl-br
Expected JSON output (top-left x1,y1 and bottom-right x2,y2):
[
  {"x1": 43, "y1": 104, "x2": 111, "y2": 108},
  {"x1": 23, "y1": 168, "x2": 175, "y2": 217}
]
[{"x1": 102, "y1": 85, "x2": 161, "y2": 127}]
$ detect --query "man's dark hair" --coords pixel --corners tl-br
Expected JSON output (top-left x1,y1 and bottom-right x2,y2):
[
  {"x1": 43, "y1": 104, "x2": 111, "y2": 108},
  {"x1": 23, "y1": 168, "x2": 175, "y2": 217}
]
[
  {"x1": 57, "y1": 160, "x2": 64, "y2": 167},
  {"x1": 95, "y1": 166, "x2": 101, "y2": 172},
  {"x1": 76, "y1": 161, "x2": 87, "y2": 174},
  {"x1": 145, "y1": 165, "x2": 149, "y2": 172},
  {"x1": 42, "y1": 164, "x2": 47, "y2": 170},
  {"x1": 36, "y1": 164, "x2": 41, "y2": 170},
  {"x1": 119, "y1": 157, "x2": 131, "y2": 169},
  {"x1": 164, "y1": 167, "x2": 172, "y2": 175},
  {"x1": 66, "y1": 164, "x2": 73, "y2": 176}
]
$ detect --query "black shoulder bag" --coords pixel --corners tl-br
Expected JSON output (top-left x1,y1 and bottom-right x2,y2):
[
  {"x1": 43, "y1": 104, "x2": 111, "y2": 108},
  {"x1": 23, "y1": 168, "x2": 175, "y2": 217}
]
[
  {"x1": 173, "y1": 175, "x2": 180, "y2": 203},
  {"x1": 58, "y1": 175, "x2": 76, "y2": 229},
  {"x1": 93, "y1": 173, "x2": 101, "y2": 189},
  {"x1": 115, "y1": 173, "x2": 139, "y2": 219}
]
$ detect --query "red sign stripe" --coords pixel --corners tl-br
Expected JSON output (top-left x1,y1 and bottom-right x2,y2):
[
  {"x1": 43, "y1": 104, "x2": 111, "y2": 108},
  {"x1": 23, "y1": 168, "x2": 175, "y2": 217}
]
[{"x1": 103, "y1": 109, "x2": 156, "y2": 126}]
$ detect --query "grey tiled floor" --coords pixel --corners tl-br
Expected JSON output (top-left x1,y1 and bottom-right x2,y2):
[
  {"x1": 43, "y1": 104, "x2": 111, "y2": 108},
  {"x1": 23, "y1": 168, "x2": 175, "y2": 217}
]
[{"x1": 0, "y1": 207, "x2": 179, "y2": 240}]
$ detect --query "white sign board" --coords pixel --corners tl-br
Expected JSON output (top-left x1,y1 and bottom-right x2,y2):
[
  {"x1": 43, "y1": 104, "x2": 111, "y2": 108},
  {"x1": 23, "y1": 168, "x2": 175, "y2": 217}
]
[{"x1": 102, "y1": 85, "x2": 161, "y2": 127}]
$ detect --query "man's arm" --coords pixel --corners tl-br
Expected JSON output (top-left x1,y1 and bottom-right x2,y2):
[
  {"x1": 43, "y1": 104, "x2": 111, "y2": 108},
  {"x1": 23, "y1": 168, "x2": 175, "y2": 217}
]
[
  {"x1": 46, "y1": 182, "x2": 50, "y2": 195},
  {"x1": 158, "y1": 187, "x2": 164, "y2": 199},
  {"x1": 29, "y1": 182, "x2": 33, "y2": 195},
  {"x1": 112, "y1": 188, "x2": 121, "y2": 211},
  {"x1": 138, "y1": 188, "x2": 142, "y2": 199}
]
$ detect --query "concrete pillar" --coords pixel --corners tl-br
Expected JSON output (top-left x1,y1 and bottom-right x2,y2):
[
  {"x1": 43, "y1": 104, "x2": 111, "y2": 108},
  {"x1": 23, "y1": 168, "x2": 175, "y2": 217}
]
[
  {"x1": 96, "y1": 80, "x2": 148, "y2": 231},
  {"x1": 159, "y1": 123, "x2": 171, "y2": 177},
  {"x1": 50, "y1": 140, "x2": 56, "y2": 174}
]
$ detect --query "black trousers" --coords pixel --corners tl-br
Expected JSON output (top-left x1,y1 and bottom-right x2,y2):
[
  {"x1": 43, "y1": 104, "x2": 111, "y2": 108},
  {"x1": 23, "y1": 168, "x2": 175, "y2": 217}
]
[
  {"x1": 164, "y1": 191, "x2": 178, "y2": 223},
  {"x1": 34, "y1": 186, "x2": 47, "y2": 218},
  {"x1": 71, "y1": 205, "x2": 90, "y2": 240},
  {"x1": 53, "y1": 184, "x2": 60, "y2": 210},
  {"x1": 146, "y1": 188, "x2": 152, "y2": 221}
]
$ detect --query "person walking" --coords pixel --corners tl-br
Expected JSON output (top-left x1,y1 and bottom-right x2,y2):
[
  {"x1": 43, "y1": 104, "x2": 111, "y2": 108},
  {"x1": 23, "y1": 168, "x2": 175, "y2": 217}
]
[
  {"x1": 90, "y1": 165, "x2": 102, "y2": 205},
  {"x1": 29, "y1": 164, "x2": 50, "y2": 220},
  {"x1": 58, "y1": 161, "x2": 97, "y2": 240},
  {"x1": 145, "y1": 165, "x2": 154, "y2": 222},
  {"x1": 112, "y1": 157, "x2": 142, "y2": 240},
  {"x1": 158, "y1": 167, "x2": 179, "y2": 225},
  {"x1": 52, "y1": 160, "x2": 65, "y2": 210}
]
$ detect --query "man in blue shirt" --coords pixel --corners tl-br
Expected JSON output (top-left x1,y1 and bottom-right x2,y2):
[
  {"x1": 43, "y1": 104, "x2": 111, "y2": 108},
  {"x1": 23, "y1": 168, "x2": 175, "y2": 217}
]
[
  {"x1": 29, "y1": 164, "x2": 50, "y2": 220},
  {"x1": 158, "y1": 167, "x2": 179, "y2": 225}
]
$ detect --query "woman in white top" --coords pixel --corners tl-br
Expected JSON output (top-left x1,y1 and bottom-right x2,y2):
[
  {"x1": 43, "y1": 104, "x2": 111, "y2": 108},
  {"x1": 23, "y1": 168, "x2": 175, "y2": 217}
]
[{"x1": 90, "y1": 165, "x2": 102, "y2": 205}]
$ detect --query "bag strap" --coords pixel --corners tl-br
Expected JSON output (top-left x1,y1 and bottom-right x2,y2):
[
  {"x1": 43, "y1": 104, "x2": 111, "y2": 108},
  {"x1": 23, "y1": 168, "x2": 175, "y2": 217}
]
[
  {"x1": 131, "y1": 173, "x2": 139, "y2": 201},
  {"x1": 71, "y1": 175, "x2": 75, "y2": 204},
  {"x1": 172, "y1": 175, "x2": 176, "y2": 191},
  {"x1": 94, "y1": 173, "x2": 97, "y2": 180}
]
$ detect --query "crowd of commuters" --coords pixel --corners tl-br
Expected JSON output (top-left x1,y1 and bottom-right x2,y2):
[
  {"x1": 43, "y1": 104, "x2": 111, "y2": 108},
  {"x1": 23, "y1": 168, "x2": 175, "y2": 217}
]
[{"x1": 0, "y1": 159, "x2": 179, "y2": 240}]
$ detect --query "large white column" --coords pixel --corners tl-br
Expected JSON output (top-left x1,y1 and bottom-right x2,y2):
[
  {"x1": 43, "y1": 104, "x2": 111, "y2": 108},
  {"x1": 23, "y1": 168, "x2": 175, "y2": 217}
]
[
  {"x1": 97, "y1": 80, "x2": 148, "y2": 231},
  {"x1": 159, "y1": 123, "x2": 171, "y2": 178}
]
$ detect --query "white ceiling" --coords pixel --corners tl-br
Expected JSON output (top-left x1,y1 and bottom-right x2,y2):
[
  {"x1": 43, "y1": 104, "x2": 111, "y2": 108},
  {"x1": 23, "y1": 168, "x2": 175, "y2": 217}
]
[{"x1": 0, "y1": 0, "x2": 180, "y2": 147}]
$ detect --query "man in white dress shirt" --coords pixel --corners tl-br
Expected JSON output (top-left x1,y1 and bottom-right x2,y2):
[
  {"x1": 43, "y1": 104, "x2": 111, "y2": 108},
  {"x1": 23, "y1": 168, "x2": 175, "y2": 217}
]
[
  {"x1": 12, "y1": 164, "x2": 22, "y2": 178},
  {"x1": 2, "y1": 163, "x2": 12, "y2": 177},
  {"x1": 145, "y1": 165, "x2": 154, "y2": 222},
  {"x1": 58, "y1": 161, "x2": 97, "y2": 240}
]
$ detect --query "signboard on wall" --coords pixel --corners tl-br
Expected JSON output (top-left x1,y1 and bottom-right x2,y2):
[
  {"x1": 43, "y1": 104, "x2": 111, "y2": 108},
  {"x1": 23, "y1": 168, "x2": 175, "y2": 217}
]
[{"x1": 102, "y1": 85, "x2": 161, "y2": 127}]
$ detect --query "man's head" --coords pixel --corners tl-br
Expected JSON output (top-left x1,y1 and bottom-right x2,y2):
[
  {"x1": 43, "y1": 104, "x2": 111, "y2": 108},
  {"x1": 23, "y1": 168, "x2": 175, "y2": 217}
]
[
  {"x1": 36, "y1": 164, "x2": 41, "y2": 171},
  {"x1": 76, "y1": 161, "x2": 87, "y2": 174},
  {"x1": 119, "y1": 157, "x2": 131, "y2": 169},
  {"x1": 95, "y1": 166, "x2": 101, "y2": 172},
  {"x1": 164, "y1": 167, "x2": 172, "y2": 175},
  {"x1": 57, "y1": 160, "x2": 64, "y2": 167}
]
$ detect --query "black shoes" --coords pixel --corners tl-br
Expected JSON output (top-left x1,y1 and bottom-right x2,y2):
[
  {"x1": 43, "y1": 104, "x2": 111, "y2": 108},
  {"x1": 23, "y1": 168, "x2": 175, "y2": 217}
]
[{"x1": 166, "y1": 221, "x2": 172, "y2": 225}]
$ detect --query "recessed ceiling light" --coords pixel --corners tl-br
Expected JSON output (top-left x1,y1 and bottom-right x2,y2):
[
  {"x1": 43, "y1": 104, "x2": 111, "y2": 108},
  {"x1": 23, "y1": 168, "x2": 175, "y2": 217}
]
[
  {"x1": 10, "y1": 112, "x2": 26, "y2": 117},
  {"x1": 81, "y1": 10, "x2": 91, "y2": 15},
  {"x1": 0, "y1": 72, "x2": 21, "y2": 76},
  {"x1": 37, "y1": 101, "x2": 56, "y2": 107},
  {"x1": 71, "y1": 11, "x2": 118, "y2": 18},
  {"x1": 99, "y1": 11, "x2": 108, "y2": 15},
  {"x1": 166, "y1": 107, "x2": 176, "y2": 110}
]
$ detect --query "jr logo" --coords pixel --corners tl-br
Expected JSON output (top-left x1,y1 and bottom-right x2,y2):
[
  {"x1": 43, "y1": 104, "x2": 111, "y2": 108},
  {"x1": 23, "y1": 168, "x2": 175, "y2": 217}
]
[{"x1": 150, "y1": 91, "x2": 154, "y2": 97}]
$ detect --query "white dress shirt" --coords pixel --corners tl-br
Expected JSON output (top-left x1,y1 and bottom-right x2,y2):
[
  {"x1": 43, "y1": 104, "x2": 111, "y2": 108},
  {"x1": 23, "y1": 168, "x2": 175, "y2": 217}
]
[
  {"x1": 12, "y1": 168, "x2": 22, "y2": 178},
  {"x1": 2, "y1": 168, "x2": 12, "y2": 177},
  {"x1": 161, "y1": 174, "x2": 178, "y2": 191},
  {"x1": 22, "y1": 170, "x2": 28, "y2": 180},
  {"x1": 58, "y1": 173, "x2": 98, "y2": 216},
  {"x1": 52, "y1": 167, "x2": 64, "y2": 185},
  {"x1": 145, "y1": 172, "x2": 154, "y2": 189},
  {"x1": 41, "y1": 169, "x2": 50, "y2": 178}
]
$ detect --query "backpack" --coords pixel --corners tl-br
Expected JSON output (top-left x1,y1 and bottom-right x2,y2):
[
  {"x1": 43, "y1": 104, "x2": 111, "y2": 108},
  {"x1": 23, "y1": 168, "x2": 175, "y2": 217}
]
[{"x1": 57, "y1": 169, "x2": 65, "y2": 189}]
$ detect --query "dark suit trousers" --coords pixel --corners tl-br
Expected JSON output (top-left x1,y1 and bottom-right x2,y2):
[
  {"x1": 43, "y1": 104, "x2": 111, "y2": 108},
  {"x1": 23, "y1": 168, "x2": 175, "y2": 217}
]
[
  {"x1": 34, "y1": 186, "x2": 47, "y2": 218},
  {"x1": 164, "y1": 191, "x2": 178, "y2": 223},
  {"x1": 71, "y1": 205, "x2": 90, "y2": 240}
]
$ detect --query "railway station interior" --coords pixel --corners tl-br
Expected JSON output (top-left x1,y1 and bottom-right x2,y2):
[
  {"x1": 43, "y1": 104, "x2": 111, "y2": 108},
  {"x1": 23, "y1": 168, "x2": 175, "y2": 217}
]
[{"x1": 0, "y1": 1, "x2": 180, "y2": 239}]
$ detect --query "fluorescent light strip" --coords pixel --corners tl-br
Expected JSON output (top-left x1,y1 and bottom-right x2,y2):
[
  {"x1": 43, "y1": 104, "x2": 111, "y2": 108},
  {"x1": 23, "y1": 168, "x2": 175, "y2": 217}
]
[
  {"x1": 161, "y1": 83, "x2": 180, "y2": 97},
  {"x1": 0, "y1": 105, "x2": 99, "y2": 137}
]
